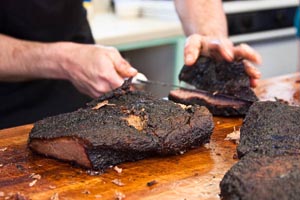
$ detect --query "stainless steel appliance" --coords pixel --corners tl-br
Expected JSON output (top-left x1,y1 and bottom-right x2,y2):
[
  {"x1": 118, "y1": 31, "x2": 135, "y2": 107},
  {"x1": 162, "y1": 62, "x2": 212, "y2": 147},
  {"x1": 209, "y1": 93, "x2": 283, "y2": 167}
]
[{"x1": 224, "y1": 0, "x2": 299, "y2": 78}]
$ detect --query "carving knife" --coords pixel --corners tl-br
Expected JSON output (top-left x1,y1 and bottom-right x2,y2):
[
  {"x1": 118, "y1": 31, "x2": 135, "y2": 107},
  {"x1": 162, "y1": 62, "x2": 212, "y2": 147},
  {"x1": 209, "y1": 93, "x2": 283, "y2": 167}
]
[{"x1": 134, "y1": 78, "x2": 254, "y2": 103}]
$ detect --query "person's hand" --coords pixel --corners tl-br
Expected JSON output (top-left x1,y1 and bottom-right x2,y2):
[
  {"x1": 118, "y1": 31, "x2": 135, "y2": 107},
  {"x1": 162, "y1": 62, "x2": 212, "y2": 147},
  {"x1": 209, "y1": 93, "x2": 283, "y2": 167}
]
[
  {"x1": 183, "y1": 34, "x2": 262, "y2": 87},
  {"x1": 58, "y1": 43, "x2": 138, "y2": 98}
]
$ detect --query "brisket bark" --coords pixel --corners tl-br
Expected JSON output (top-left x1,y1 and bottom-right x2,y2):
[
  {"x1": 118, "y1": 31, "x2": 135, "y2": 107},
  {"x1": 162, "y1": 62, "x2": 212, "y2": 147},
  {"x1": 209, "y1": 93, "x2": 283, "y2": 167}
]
[
  {"x1": 168, "y1": 56, "x2": 258, "y2": 116},
  {"x1": 237, "y1": 101, "x2": 300, "y2": 158},
  {"x1": 220, "y1": 101, "x2": 300, "y2": 200},
  {"x1": 220, "y1": 153, "x2": 300, "y2": 200},
  {"x1": 28, "y1": 79, "x2": 214, "y2": 170}
]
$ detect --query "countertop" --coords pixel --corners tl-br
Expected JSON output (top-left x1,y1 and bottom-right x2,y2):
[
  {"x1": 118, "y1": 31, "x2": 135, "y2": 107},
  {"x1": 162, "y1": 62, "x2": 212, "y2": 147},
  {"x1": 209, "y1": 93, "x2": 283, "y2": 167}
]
[
  {"x1": 0, "y1": 73, "x2": 299, "y2": 200},
  {"x1": 90, "y1": 0, "x2": 298, "y2": 47},
  {"x1": 90, "y1": 13, "x2": 183, "y2": 47}
]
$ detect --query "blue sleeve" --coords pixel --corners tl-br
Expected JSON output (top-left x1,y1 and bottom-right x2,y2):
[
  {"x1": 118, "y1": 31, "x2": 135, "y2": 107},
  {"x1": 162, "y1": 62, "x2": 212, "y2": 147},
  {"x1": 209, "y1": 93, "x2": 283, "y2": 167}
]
[{"x1": 295, "y1": 7, "x2": 300, "y2": 37}]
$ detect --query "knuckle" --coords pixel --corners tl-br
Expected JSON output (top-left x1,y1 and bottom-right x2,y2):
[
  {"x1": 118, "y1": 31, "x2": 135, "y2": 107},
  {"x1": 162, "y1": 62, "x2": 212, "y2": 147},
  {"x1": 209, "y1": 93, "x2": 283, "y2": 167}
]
[
  {"x1": 94, "y1": 83, "x2": 109, "y2": 94},
  {"x1": 239, "y1": 43, "x2": 251, "y2": 52},
  {"x1": 107, "y1": 46, "x2": 119, "y2": 54},
  {"x1": 239, "y1": 43, "x2": 248, "y2": 47},
  {"x1": 117, "y1": 59, "x2": 128, "y2": 68},
  {"x1": 190, "y1": 34, "x2": 202, "y2": 41},
  {"x1": 98, "y1": 71, "x2": 111, "y2": 80},
  {"x1": 186, "y1": 34, "x2": 202, "y2": 45}
]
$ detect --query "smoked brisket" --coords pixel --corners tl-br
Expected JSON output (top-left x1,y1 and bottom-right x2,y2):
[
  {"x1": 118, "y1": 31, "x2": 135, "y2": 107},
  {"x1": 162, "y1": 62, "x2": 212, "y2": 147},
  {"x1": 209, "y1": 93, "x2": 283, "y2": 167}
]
[
  {"x1": 220, "y1": 101, "x2": 300, "y2": 200},
  {"x1": 237, "y1": 101, "x2": 300, "y2": 158},
  {"x1": 168, "y1": 57, "x2": 258, "y2": 116},
  {"x1": 28, "y1": 79, "x2": 214, "y2": 170},
  {"x1": 220, "y1": 153, "x2": 300, "y2": 200},
  {"x1": 169, "y1": 89, "x2": 253, "y2": 116}
]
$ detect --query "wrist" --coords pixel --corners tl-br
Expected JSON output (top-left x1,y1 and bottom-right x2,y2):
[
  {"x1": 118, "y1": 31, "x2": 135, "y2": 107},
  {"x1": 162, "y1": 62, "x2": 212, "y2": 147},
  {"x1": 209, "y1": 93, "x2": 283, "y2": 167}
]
[
  {"x1": 48, "y1": 42, "x2": 85, "y2": 80},
  {"x1": 35, "y1": 42, "x2": 74, "y2": 80}
]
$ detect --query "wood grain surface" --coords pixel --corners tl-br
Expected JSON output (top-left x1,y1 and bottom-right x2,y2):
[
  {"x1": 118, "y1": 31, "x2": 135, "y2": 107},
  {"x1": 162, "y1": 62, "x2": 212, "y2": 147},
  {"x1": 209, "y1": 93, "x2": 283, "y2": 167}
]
[{"x1": 0, "y1": 73, "x2": 299, "y2": 200}]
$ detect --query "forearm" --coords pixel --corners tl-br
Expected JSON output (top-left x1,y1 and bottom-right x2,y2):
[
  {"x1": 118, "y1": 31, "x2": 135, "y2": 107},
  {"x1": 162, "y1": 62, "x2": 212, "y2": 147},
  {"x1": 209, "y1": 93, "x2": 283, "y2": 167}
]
[
  {"x1": 0, "y1": 34, "x2": 67, "y2": 81},
  {"x1": 174, "y1": 0, "x2": 228, "y2": 37}
]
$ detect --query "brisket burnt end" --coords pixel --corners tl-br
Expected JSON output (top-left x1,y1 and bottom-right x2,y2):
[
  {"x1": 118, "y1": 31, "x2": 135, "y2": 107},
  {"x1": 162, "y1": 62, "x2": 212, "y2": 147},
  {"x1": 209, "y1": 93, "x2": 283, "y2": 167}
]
[
  {"x1": 28, "y1": 79, "x2": 214, "y2": 170},
  {"x1": 169, "y1": 56, "x2": 258, "y2": 116}
]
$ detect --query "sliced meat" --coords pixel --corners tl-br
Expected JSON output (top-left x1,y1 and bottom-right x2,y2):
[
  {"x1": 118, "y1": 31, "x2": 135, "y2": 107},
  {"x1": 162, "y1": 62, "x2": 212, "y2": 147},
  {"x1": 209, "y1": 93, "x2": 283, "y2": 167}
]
[
  {"x1": 28, "y1": 79, "x2": 214, "y2": 170},
  {"x1": 220, "y1": 153, "x2": 300, "y2": 200},
  {"x1": 237, "y1": 101, "x2": 300, "y2": 158},
  {"x1": 169, "y1": 56, "x2": 258, "y2": 116},
  {"x1": 169, "y1": 88, "x2": 253, "y2": 116}
]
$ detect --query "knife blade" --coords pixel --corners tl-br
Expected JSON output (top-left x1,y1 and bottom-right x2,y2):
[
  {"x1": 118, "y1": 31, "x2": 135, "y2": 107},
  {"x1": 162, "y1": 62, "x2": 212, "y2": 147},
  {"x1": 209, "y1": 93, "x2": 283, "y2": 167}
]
[
  {"x1": 135, "y1": 78, "x2": 194, "y2": 90},
  {"x1": 134, "y1": 78, "x2": 254, "y2": 103}
]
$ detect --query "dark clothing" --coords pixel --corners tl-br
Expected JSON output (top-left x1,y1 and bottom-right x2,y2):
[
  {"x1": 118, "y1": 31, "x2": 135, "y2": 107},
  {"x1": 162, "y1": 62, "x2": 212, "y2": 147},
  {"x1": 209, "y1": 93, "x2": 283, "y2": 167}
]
[
  {"x1": 0, "y1": 0, "x2": 94, "y2": 43},
  {"x1": 0, "y1": 0, "x2": 94, "y2": 129}
]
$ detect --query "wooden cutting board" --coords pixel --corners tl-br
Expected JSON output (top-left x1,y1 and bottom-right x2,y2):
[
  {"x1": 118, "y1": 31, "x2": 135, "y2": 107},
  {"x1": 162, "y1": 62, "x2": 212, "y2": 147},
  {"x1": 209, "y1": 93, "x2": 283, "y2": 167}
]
[{"x1": 0, "y1": 73, "x2": 299, "y2": 200}]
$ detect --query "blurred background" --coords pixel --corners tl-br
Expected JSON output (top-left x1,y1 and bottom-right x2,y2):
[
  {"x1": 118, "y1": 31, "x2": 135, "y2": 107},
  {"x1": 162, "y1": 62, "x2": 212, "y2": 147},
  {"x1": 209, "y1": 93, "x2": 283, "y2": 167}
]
[{"x1": 85, "y1": 0, "x2": 299, "y2": 97}]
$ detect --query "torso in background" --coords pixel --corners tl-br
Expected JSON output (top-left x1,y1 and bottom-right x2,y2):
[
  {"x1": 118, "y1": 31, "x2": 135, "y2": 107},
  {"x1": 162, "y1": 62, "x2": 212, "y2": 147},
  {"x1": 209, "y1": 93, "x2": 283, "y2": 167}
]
[
  {"x1": 0, "y1": 0, "x2": 94, "y2": 129},
  {"x1": 0, "y1": 0, "x2": 94, "y2": 43}
]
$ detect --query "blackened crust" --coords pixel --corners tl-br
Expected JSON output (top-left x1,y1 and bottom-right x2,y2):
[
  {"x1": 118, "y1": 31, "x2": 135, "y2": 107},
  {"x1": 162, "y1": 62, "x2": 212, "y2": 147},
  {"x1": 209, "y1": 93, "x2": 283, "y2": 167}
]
[
  {"x1": 170, "y1": 56, "x2": 258, "y2": 116},
  {"x1": 28, "y1": 79, "x2": 214, "y2": 170},
  {"x1": 237, "y1": 101, "x2": 300, "y2": 158},
  {"x1": 220, "y1": 153, "x2": 300, "y2": 200}
]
